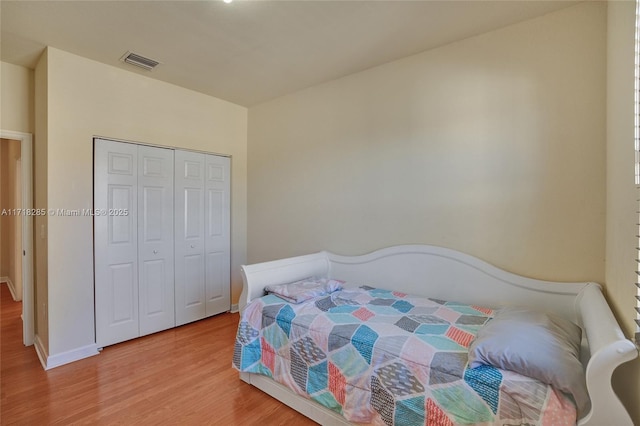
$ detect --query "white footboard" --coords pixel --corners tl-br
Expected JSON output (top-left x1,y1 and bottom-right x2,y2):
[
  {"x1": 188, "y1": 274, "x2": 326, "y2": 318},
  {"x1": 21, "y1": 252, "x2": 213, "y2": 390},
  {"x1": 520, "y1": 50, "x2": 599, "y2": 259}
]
[
  {"x1": 238, "y1": 245, "x2": 638, "y2": 425},
  {"x1": 576, "y1": 284, "x2": 638, "y2": 426}
]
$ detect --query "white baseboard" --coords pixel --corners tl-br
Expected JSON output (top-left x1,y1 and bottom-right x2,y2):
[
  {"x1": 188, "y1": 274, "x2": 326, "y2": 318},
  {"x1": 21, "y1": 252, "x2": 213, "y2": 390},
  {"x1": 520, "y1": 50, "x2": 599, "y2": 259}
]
[
  {"x1": 34, "y1": 335, "x2": 99, "y2": 370},
  {"x1": 0, "y1": 276, "x2": 7, "y2": 284},
  {"x1": 4, "y1": 278, "x2": 19, "y2": 301},
  {"x1": 230, "y1": 303, "x2": 239, "y2": 313},
  {"x1": 34, "y1": 334, "x2": 49, "y2": 370}
]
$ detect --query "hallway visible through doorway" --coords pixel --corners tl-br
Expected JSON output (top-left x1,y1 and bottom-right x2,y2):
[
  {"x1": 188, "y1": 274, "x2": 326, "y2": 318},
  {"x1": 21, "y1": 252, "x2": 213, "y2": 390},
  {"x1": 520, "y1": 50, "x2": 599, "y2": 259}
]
[
  {"x1": 0, "y1": 138, "x2": 23, "y2": 302},
  {"x1": 0, "y1": 130, "x2": 34, "y2": 348}
]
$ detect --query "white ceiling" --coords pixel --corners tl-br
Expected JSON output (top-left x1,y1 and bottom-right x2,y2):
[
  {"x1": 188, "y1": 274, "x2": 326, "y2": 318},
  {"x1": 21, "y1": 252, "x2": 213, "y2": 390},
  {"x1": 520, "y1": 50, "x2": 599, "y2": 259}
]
[{"x1": 1, "y1": 0, "x2": 579, "y2": 107}]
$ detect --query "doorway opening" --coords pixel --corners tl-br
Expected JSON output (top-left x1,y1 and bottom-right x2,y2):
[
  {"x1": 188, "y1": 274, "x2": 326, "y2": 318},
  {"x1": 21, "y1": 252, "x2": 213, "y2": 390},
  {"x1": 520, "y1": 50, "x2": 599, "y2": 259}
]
[
  {"x1": 1, "y1": 139, "x2": 23, "y2": 301},
  {"x1": 0, "y1": 131, "x2": 34, "y2": 346}
]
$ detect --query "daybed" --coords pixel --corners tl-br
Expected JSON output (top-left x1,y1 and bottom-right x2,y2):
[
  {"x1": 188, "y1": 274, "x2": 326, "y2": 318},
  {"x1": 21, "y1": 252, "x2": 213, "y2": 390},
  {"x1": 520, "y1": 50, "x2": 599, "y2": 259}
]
[{"x1": 234, "y1": 245, "x2": 637, "y2": 425}]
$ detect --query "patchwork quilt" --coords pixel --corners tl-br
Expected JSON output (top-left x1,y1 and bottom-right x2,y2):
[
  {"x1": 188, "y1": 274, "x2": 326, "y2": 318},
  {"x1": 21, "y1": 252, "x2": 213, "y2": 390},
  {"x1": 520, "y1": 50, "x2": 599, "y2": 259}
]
[{"x1": 233, "y1": 286, "x2": 577, "y2": 426}]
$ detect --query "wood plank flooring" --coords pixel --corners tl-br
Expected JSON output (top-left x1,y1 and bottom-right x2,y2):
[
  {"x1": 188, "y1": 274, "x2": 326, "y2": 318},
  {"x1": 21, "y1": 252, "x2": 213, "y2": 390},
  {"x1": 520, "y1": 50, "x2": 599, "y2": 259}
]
[{"x1": 0, "y1": 284, "x2": 316, "y2": 425}]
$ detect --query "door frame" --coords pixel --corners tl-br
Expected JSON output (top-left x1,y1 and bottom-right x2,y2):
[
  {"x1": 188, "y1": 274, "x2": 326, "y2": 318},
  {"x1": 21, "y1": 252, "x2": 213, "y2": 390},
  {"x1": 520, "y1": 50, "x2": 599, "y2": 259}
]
[{"x1": 1, "y1": 130, "x2": 34, "y2": 346}]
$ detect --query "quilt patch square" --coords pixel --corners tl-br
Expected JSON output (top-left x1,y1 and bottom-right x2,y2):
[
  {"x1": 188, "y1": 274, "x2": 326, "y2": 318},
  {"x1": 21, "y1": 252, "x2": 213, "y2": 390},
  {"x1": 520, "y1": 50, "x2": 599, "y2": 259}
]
[
  {"x1": 445, "y1": 326, "x2": 474, "y2": 348},
  {"x1": 429, "y1": 352, "x2": 467, "y2": 385},
  {"x1": 375, "y1": 362, "x2": 425, "y2": 397},
  {"x1": 352, "y1": 325, "x2": 379, "y2": 364}
]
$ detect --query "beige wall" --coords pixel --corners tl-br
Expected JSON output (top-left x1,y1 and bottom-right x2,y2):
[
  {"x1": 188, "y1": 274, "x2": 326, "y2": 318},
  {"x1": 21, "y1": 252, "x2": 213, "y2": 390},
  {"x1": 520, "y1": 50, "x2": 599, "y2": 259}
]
[
  {"x1": 1, "y1": 61, "x2": 35, "y2": 134},
  {"x1": 37, "y1": 47, "x2": 247, "y2": 356},
  {"x1": 34, "y1": 50, "x2": 49, "y2": 351},
  {"x1": 248, "y1": 1, "x2": 640, "y2": 416},
  {"x1": 606, "y1": 1, "x2": 640, "y2": 424},
  {"x1": 248, "y1": 2, "x2": 606, "y2": 286}
]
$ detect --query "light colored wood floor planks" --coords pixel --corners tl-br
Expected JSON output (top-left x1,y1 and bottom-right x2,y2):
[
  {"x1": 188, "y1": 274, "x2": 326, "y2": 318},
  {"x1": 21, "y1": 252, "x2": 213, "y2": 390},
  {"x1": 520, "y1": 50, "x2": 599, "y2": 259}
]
[{"x1": 0, "y1": 284, "x2": 316, "y2": 425}]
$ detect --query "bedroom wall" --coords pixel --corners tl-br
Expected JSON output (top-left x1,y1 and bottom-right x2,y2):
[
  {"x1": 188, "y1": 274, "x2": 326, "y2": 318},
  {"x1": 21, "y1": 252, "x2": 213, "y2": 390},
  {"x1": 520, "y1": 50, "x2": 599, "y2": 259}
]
[
  {"x1": 605, "y1": 1, "x2": 640, "y2": 424},
  {"x1": 247, "y1": 2, "x2": 606, "y2": 285},
  {"x1": 34, "y1": 51, "x2": 49, "y2": 352},
  {"x1": 1, "y1": 61, "x2": 35, "y2": 134},
  {"x1": 36, "y1": 47, "x2": 247, "y2": 359}
]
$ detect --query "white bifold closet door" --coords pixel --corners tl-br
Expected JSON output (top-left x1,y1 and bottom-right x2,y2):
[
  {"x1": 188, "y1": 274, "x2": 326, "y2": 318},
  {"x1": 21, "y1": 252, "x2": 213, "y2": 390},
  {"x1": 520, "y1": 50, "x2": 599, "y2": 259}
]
[
  {"x1": 137, "y1": 145, "x2": 175, "y2": 336},
  {"x1": 95, "y1": 139, "x2": 175, "y2": 347},
  {"x1": 175, "y1": 150, "x2": 230, "y2": 326}
]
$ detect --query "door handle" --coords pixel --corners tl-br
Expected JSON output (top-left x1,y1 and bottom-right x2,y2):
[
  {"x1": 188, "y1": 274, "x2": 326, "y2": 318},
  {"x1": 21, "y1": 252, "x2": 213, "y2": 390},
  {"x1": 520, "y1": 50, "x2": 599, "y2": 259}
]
[{"x1": 153, "y1": 250, "x2": 158, "y2": 254}]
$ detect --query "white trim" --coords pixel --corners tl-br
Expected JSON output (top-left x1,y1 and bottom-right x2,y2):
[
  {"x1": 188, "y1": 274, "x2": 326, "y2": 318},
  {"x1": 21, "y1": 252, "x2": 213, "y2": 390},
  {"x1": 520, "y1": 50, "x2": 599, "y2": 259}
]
[
  {"x1": 33, "y1": 334, "x2": 48, "y2": 370},
  {"x1": 0, "y1": 130, "x2": 34, "y2": 347},
  {"x1": 34, "y1": 334, "x2": 100, "y2": 370},
  {"x1": 92, "y1": 134, "x2": 232, "y2": 158},
  {"x1": 44, "y1": 344, "x2": 100, "y2": 370},
  {"x1": 230, "y1": 303, "x2": 239, "y2": 313},
  {"x1": 0, "y1": 276, "x2": 7, "y2": 283},
  {"x1": 4, "y1": 277, "x2": 18, "y2": 301}
]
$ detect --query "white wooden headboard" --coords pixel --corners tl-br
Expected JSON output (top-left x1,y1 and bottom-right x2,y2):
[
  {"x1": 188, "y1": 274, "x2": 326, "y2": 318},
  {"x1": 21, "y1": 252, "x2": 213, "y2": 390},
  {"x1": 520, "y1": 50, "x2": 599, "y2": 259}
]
[{"x1": 326, "y1": 245, "x2": 585, "y2": 321}]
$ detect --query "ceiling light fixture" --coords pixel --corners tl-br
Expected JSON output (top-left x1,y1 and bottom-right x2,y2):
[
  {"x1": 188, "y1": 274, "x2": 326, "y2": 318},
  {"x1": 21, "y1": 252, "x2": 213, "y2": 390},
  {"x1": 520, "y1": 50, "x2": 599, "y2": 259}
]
[{"x1": 223, "y1": 0, "x2": 233, "y2": 3}]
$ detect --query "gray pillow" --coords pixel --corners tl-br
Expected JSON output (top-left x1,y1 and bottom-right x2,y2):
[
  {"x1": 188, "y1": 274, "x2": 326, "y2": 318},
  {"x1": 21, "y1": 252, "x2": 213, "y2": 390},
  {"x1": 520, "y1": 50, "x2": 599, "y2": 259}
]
[{"x1": 467, "y1": 307, "x2": 590, "y2": 417}]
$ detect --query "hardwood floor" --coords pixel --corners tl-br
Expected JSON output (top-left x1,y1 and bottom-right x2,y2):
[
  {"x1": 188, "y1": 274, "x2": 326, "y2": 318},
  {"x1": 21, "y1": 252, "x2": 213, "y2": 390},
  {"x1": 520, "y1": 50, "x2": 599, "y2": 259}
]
[{"x1": 0, "y1": 284, "x2": 316, "y2": 425}]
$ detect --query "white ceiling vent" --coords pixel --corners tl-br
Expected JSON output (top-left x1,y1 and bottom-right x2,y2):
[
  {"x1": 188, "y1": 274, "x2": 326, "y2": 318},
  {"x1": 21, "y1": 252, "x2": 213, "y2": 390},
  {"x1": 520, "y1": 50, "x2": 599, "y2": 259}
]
[{"x1": 120, "y1": 51, "x2": 160, "y2": 71}]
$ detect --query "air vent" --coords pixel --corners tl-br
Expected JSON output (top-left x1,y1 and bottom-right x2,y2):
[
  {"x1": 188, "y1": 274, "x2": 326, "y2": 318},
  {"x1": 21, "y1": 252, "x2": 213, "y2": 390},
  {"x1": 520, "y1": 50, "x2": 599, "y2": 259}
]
[{"x1": 120, "y1": 51, "x2": 160, "y2": 71}]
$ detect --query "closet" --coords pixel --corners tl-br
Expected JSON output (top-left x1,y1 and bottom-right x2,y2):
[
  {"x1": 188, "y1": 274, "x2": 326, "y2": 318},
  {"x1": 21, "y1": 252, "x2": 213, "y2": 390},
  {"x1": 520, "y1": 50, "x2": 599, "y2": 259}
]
[{"x1": 94, "y1": 138, "x2": 230, "y2": 347}]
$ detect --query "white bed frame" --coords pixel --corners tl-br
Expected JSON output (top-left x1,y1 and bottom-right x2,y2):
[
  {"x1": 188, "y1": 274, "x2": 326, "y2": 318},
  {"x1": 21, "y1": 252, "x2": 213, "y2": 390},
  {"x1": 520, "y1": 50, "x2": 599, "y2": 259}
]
[{"x1": 238, "y1": 245, "x2": 638, "y2": 426}]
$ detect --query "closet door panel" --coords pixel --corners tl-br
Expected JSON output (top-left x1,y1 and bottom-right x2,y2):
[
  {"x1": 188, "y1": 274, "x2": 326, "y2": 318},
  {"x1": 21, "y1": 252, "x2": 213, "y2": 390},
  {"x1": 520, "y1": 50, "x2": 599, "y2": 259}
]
[
  {"x1": 204, "y1": 155, "x2": 231, "y2": 315},
  {"x1": 95, "y1": 139, "x2": 139, "y2": 347},
  {"x1": 183, "y1": 253, "x2": 205, "y2": 306},
  {"x1": 109, "y1": 263, "x2": 136, "y2": 323},
  {"x1": 184, "y1": 188, "x2": 204, "y2": 239},
  {"x1": 138, "y1": 145, "x2": 175, "y2": 336},
  {"x1": 205, "y1": 251, "x2": 225, "y2": 302},
  {"x1": 142, "y1": 260, "x2": 166, "y2": 314},
  {"x1": 175, "y1": 150, "x2": 206, "y2": 326}
]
